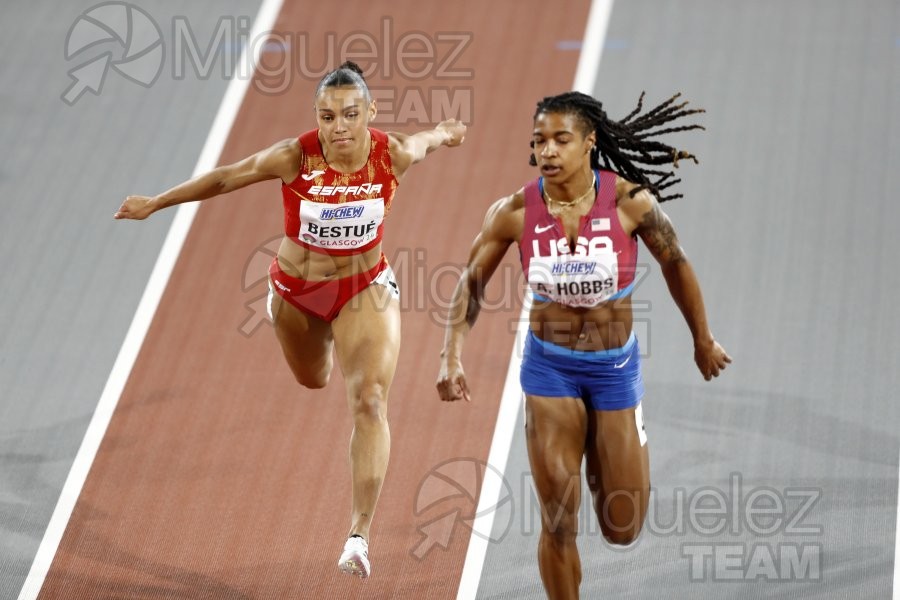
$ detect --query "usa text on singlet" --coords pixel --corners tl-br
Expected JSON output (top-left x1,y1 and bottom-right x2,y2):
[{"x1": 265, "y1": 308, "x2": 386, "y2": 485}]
[{"x1": 519, "y1": 170, "x2": 638, "y2": 307}]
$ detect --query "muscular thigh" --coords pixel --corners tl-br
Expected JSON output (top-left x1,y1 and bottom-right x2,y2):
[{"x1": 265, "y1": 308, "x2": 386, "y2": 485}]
[
  {"x1": 269, "y1": 284, "x2": 334, "y2": 375},
  {"x1": 525, "y1": 395, "x2": 588, "y2": 514},
  {"x1": 331, "y1": 283, "x2": 401, "y2": 390},
  {"x1": 584, "y1": 404, "x2": 650, "y2": 533}
]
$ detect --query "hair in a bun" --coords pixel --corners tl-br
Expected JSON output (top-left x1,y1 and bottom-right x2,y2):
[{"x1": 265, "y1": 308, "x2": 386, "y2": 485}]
[{"x1": 316, "y1": 61, "x2": 370, "y2": 100}]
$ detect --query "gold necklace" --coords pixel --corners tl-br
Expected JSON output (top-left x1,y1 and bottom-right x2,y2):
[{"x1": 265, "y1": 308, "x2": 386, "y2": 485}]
[{"x1": 543, "y1": 173, "x2": 596, "y2": 208}]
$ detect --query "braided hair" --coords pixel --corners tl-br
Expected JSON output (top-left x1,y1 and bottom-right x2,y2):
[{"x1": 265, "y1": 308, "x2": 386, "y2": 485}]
[
  {"x1": 316, "y1": 60, "x2": 371, "y2": 102},
  {"x1": 530, "y1": 91, "x2": 704, "y2": 202}
]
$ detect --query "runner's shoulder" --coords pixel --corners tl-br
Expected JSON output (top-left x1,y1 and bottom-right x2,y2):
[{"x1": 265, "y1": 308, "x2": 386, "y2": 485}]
[
  {"x1": 268, "y1": 137, "x2": 302, "y2": 164},
  {"x1": 483, "y1": 188, "x2": 524, "y2": 241},
  {"x1": 259, "y1": 137, "x2": 302, "y2": 180}
]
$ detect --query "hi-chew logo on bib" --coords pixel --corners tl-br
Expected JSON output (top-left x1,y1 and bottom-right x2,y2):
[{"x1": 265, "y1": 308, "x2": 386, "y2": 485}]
[
  {"x1": 320, "y1": 205, "x2": 365, "y2": 220},
  {"x1": 300, "y1": 198, "x2": 384, "y2": 249},
  {"x1": 529, "y1": 253, "x2": 619, "y2": 307}
]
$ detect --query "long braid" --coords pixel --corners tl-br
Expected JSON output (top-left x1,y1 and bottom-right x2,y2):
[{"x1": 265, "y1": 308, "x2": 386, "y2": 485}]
[{"x1": 529, "y1": 91, "x2": 705, "y2": 202}]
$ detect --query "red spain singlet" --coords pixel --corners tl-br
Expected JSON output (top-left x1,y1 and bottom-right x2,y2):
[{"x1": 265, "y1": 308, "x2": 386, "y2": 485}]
[
  {"x1": 281, "y1": 128, "x2": 399, "y2": 256},
  {"x1": 519, "y1": 169, "x2": 638, "y2": 307}
]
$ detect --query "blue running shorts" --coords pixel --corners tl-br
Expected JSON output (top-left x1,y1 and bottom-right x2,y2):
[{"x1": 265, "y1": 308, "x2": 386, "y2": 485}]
[{"x1": 520, "y1": 331, "x2": 644, "y2": 411}]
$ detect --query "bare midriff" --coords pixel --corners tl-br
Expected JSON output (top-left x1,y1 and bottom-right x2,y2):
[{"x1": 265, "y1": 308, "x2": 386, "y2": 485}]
[
  {"x1": 529, "y1": 294, "x2": 634, "y2": 351},
  {"x1": 276, "y1": 237, "x2": 383, "y2": 281}
]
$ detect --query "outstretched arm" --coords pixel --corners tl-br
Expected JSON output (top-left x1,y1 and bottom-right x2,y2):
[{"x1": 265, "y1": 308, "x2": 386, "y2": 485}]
[
  {"x1": 620, "y1": 184, "x2": 732, "y2": 380},
  {"x1": 437, "y1": 193, "x2": 520, "y2": 402},
  {"x1": 388, "y1": 119, "x2": 466, "y2": 179},
  {"x1": 114, "y1": 138, "x2": 299, "y2": 220}
]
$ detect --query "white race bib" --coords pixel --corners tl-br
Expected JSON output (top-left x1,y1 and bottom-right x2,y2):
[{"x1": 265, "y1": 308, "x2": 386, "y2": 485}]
[
  {"x1": 299, "y1": 198, "x2": 384, "y2": 250},
  {"x1": 528, "y1": 253, "x2": 619, "y2": 307}
]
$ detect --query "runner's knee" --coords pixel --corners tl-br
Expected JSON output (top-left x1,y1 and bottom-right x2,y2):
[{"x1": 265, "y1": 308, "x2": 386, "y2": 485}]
[
  {"x1": 295, "y1": 369, "x2": 330, "y2": 390},
  {"x1": 541, "y1": 503, "x2": 578, "y2": 544},
  {"x1": 290, "y1": 357, "x2": 332, "y2": 389},
  {"x1": 348, "y1": 381, "x2": 388, "y2": 421},
  {"x1": 596, "y1": 489, "x2": 647, "y2": 545},
  {"x1": 538, "y1": 476, "x2": 580, "y2": 543},
  {"x1": 603, "y1": 528, "x2": 643, "y2": 547}
]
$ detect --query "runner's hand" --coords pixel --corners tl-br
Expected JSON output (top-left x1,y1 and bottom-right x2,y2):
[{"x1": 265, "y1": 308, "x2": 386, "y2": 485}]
[
  {"x1": 437, "y1": 119, "x2": 466, "y2": 147},
  {"x1": 437, "y1": 360, "x2": 471, "y2": 402},
  {"x1": 114, "y1": 195, "x2": 157, "y2": 220},
  {"x1": 695, "y1": 339, "x2": 731, "y2": 381}
]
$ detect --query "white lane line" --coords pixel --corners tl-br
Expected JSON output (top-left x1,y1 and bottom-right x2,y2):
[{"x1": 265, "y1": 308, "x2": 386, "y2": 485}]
[
  {"x1": 454, "y1": 1, "x2": 614, "y2": 598},
  {"x1": 16, "y1": 1, "x2": 284, "y2": 598},
  {"x1": 894, "y1": 446, "x2": 900, "y2": 600},
  {"x1": 573, "y1": 0, "x2": 615, "y2": 96}
]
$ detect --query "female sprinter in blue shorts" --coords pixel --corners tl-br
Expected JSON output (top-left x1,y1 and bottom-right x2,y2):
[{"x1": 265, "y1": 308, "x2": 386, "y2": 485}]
[
  {"x1": 437, "y1": 91, "x2": 730, "y2": 599},
  {"x1": 115, "y1": 61, "x2": 466, "y2": 579}
]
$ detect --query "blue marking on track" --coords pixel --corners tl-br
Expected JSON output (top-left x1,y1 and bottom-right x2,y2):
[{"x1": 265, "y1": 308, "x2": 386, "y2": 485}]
[
  {"x1": 556, "y1": 40, "x2": 583, "y2": 51},
  {"x1": 557, "y1": 39, "x2": 629, "y2": 51}
]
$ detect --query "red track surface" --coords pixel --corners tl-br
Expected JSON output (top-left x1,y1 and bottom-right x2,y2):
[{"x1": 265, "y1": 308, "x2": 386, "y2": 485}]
[{"x1": 40, "y1": 1, "x2": 588, "y2": 597}]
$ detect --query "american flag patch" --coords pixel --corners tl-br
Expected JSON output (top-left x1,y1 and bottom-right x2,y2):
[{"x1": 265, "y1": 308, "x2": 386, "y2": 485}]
[{"x1": 591, "y1": 217, "x2": 610, "y2": 231}]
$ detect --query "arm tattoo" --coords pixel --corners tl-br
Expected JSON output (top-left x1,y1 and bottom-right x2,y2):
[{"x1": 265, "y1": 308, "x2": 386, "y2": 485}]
[{"x1": 639, "y1": 203, "x2": 686, "y2": 264}]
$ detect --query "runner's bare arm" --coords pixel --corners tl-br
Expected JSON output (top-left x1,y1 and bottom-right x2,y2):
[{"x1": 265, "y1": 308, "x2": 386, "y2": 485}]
[
  {"x1": 388, "y1": 119, "x2": 466, "y2": 178},
  {"x1": 437, "y1": 193, "x2": 520, "y2": 402},
  {"x1": 619, "y1": 183, "x2": 732, "y2": 380},
  {"x1": 114, "y1": 138, "x2": 299, "y2": 220}
]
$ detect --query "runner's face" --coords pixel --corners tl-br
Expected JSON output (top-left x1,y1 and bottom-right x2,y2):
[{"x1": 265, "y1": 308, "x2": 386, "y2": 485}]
[
  {"x1": 532, "y1": 112, "x2": 595, "y2": 181},
  {"x1": 315, "y1": 86, "x2": 376, "y2": 154}
]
